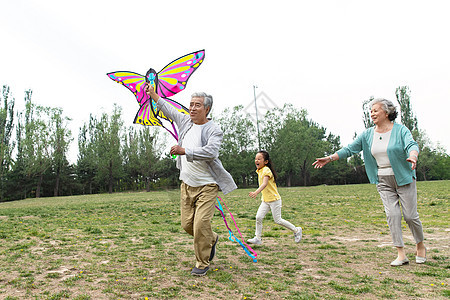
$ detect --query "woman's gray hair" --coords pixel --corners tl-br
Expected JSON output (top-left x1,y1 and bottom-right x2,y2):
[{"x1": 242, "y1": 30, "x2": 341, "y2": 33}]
[
  {"x1": 370, "y1": 98, "x2": 398, "y2": 121},
  {"x1": 191, "y1": 92, "x2": 213, "y2": 116}
]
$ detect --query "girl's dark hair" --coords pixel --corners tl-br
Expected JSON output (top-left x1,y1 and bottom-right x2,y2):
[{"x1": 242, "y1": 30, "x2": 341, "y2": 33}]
[{"x1": 258, "y1": 150, "x2": 277, "y2": 181}]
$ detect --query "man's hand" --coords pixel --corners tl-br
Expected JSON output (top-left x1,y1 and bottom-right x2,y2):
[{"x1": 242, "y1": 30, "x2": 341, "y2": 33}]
[
  {"x1": 145, "y1": 83, "x2": 159, "y2": 102},
  {"x1": 170, "y1": 145, "x2": 185, "y2": 156}
]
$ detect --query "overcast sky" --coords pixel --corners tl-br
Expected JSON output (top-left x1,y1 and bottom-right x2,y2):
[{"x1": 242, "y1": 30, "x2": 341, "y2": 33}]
[{"x1": 1, "y1": 0, "x2": 449, "y2": 163}]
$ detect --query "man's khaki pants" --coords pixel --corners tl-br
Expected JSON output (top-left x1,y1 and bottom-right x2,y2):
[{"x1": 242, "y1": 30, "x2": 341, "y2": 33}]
[{"x1": 180, "y1": 182, "x2": 219, "y2": 269}]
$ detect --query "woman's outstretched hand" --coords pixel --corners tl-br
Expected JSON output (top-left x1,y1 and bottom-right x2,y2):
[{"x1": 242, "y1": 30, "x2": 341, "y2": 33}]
[
  {"x1": 406, "y1": 156, "x2": 417, "y2": 170},
  {"x1": 312, "y1": 157, "x2": 331, "y2": 169}
]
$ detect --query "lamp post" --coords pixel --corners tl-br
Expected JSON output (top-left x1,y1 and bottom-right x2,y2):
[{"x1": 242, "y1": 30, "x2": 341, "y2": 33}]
[{"x1": 253, "y1": 85, "x2": 261, "y2": 150}]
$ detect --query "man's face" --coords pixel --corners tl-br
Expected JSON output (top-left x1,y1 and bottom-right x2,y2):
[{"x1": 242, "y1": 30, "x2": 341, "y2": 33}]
[{"x1": 189, "y1": 97, "x2": 209, "y2": 124}]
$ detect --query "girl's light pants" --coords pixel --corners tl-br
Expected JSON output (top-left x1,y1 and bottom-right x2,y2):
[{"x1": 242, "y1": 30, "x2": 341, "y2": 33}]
[{"x1": 254, "y1": 199, "x2": 297, "y2": 239}]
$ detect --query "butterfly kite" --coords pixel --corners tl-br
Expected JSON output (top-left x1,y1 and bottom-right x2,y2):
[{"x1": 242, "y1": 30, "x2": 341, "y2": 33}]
[
  {"x1": 107, "y1": 49, "x2": 257, "y2": 262},
  {"x1": 107, "y1": 49, "x2": 205, "y2": 140}
]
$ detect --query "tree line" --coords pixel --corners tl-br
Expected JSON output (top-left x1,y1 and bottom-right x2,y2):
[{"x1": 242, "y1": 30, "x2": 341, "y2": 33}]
[{"x1": 1, "y1": 85, "x2": 448, "y2": 202}]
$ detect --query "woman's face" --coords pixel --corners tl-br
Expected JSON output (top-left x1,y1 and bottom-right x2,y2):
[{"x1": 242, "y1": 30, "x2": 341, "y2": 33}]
[{"x1": 371, "y1": 103, "x2": 389, "y2": 125}]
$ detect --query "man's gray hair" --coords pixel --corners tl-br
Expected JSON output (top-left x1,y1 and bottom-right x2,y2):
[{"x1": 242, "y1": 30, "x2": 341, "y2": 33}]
[
  {"x1": 370, "y1": 98, "x2": 398, "y2": 121},
  {"x1": 191, "y1": 92, "x2": 213, "y2": 115}
]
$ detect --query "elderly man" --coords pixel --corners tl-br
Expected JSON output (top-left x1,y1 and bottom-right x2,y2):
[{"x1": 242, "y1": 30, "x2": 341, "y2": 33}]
[{"x1": 145, "y1": 84, "x2": 237, "y2": 276}]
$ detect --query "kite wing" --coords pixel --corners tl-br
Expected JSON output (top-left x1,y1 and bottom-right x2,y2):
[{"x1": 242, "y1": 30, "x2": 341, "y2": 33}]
[
  {"x1": 134, "y1": 97, "x2": 189, "y2": 141},
  {"x1": 106, "y1": 71, "x2": 148, "y2": 106},
  {"x1": 133, "y1": 99, "x2": 163, "y2": 127},
  {"x1": 154, "y1": 49, "x2": 205, "y2": 98},
  {"x1": 164, "y1": 98, "x2": 189, "y2": 116}
]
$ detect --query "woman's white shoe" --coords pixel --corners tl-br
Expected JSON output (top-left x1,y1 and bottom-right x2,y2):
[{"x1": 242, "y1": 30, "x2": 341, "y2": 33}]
[
  {"x1": 416, "y1": 247, "x2": 427, "y2": 264},
  {"x1": 390, "y1": 258, "x2": 409, "y2": 266}
]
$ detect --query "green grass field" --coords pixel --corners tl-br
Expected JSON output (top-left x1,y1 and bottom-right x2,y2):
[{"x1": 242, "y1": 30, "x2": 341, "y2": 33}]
[{"x1": 0, "y1": 181, "x2": 449, "y2": 299}]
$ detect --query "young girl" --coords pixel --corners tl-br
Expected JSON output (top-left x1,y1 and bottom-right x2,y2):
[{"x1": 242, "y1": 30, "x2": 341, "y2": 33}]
[{"x1": 247, "y1": 151, "x2": 302, "y2": 245}]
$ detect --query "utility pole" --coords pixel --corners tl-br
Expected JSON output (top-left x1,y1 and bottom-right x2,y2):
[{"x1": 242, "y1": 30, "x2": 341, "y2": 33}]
[{"x1": 253, "y1": 85, "x2": 261, "y2": 150}]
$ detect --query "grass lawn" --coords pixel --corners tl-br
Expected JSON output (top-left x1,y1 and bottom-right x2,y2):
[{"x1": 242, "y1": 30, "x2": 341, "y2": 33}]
[{"x1": 0, "y1": 181, "x2": 449, "y2": 299}]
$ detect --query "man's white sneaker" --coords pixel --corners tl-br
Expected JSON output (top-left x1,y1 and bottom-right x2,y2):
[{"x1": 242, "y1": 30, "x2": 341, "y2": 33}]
[
  {"x1": 294, "y1": 227, "x2": 302, "y2": 243},
  {"x1": 247, "y1": 237, "x2": 262, "y2": 245}
]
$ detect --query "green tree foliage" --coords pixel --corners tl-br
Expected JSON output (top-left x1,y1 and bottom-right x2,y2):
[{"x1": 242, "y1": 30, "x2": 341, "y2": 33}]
[
  {"x1": 394, "y1": 86, "x2": 448, "y2": 181},
  {"x1": 261, "y1": 104, "x2": 329, "y2": 186},
  {"x1": 16, "y1": 91, "x2": 55, "y2": 198},
  {"x1": 414, "y1": 130, "x2": 450, "y2": 181},
  {"x1": 153, "y1": 154, "x2": 179, "y2": 188},
  {"x1": 426, "y1": 146, "x2": 450, "y2": 180},
  {"x1": 122, "y1": 126, "x2": 162, "y2": 191},
  {"x1": 138, "y1": 127, "x2": 163, "y2": 191},
  {"x1": 9, "y1": 99, "x2": 27, "y2": 199},
  {"x1": 122, "y1": 127, "x2": 141, "y2": 190},
  {"x1": 216, "y1": 105, "x2": 256, "y2": 187},
  {"x1": 77, "y1": 116, "x2": 98, "y2": 194},
  {"x1": 90, "y1": 105, "x2": 124, "y2": 193},
  {"x1": 48, "y1": 107, "x2": 72, "y2": 196},
  {"x1": 395, "y1": 86, "x2": 418, "y2": 135},
  {"x1": 362, "y1": 96, "x2": 374, "y2": 129},
  {"x1": 0, "y1": 85, "x2": 15, "y2": 201},
  {"x1": 1, "y1": 84, "x2": 448, "y2": 202}
]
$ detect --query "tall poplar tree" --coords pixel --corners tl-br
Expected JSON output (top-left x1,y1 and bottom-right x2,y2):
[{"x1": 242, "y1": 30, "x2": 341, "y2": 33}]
[
  {"x1": 395, "y1": 86, "x2": 418, "y2": 134},
  {"x1": 0, "y1": 85, "x2": 15, "y2": 201},
  {"x1": 16, "y1": 90, "x2": 54, "y2": 198},
  {"x1": 49, "y1": 107, "x2": 72, "y2": 196},
  {"x1": 95, "y1": 105, "x2": 124, "y2": 193},
  {"x1": 77, "y1": 116, "x2": 98, "y2": 194},
  {"x1": 362, "y1": 96, "x2": 374, "y2": 129}
]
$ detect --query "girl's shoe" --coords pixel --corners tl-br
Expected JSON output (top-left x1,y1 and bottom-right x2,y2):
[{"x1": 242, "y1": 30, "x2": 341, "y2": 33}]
[
  {"x1": 247, "y1": 237, "x2": 262, "y2": 245},
  {"x1": 294, "y1": 227, "x2": 302, "y2": 243},
  {"x1": 390, "y1": 258, "x2": 409, "y2": 266}
]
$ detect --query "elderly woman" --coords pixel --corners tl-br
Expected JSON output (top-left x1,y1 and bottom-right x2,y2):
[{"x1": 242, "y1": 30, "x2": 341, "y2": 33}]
[{"x1": 313, "y1": 98, "x2": 426, "y2": 266}]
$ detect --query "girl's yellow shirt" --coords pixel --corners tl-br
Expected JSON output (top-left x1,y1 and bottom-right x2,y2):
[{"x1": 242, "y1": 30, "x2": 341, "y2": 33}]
[{"x1": 256, "y1": 166, "x2": 281, "y2": 202}]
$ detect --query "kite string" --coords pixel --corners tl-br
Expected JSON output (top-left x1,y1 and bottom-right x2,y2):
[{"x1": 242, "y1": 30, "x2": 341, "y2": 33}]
[
  {"x1": 171, "y1": 125, "x2": 179, "y2": 158},
  {"x1": 218, "y1": 196, "x2": 258, "y2": 259},
  {"x1": 216, "y1": 197, "x2": 257, "y2": 262},
  {"x1": 215, "y1": 203, "x2": 257, "y2": 262}
]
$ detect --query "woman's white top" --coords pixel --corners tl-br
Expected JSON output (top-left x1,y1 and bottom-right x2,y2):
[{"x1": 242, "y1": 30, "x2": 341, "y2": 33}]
[{"x1": 371, "y1": 129, "x2": 395, "y2": 176}]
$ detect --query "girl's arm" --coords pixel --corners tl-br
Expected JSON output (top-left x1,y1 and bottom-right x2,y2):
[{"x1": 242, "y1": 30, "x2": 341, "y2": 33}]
[{"x1": 249, "y1": 176, "x2": 269, "y2": 199}]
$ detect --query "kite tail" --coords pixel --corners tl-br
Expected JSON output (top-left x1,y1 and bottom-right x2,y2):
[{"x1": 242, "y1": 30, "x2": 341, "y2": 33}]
[
  {"x1": 164, "y1": 125, "x2": 179, "y2": 142},
  {"x1": 167, "y1": 123, "x2": 178, "y2": 159},
  {"x1": 221, "y1": 199, "x2": 258, "y2": 258},
  {"x1": 171, "y1": 122, "x2": 179, "y2": 141},
  {"x1": 216, "y1": 197, "x2": 257, "y2": 262}
]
